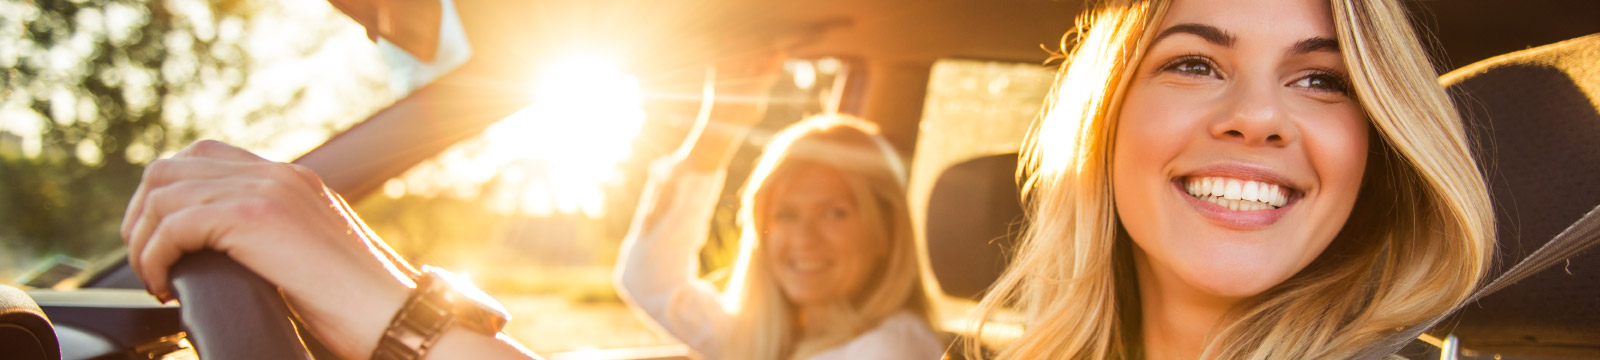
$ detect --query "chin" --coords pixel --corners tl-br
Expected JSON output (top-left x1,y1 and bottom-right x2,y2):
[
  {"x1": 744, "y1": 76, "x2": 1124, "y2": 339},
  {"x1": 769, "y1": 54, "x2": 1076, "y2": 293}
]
[
  {"x1": 1189, "y1": 270, "x2": 1284, "y2": 299},
  {"x1": 1172, "y1": 241, "x2": 1302, "y2": 299}
]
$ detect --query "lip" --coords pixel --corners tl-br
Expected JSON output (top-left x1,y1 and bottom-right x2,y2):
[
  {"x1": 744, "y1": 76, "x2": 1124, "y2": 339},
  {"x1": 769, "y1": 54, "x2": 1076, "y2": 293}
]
[{"x1": 1172, "y1": 163, "x2": 1305, "y2": 230}]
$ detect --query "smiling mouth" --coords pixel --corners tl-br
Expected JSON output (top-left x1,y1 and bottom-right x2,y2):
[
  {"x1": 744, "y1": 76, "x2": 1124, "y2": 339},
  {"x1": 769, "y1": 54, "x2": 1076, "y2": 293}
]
[
  {"x1": 791, "y1": 259, "x2": 830, "y2": 272},
  {"x1": 1181, "y1": 176, "x2": 1297, "y2": 211}
]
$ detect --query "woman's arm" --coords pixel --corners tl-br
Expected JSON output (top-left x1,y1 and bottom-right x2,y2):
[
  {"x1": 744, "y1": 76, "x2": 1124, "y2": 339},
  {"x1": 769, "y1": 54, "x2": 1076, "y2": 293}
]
[
  {"x1": 613, "y1": 54, "x2": 782, "y2": 357},
  {"x1": 121, "y1": 140, "x2": 534, "y2": 360},
  {"x1": 614, "y1": 159, "x2": 737, "y2": 356},
  {"x1": 676, "y1": 53, "x2": 783, "y2": 172}
]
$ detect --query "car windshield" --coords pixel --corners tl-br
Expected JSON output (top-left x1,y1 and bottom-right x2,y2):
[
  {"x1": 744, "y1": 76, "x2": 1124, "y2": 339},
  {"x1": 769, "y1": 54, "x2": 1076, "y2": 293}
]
[
  {"x1": 1, "y1": 1, "x2": 388, "y2": 287},
  {"x1": 346, "y1": 53, "x2": 854, "y2": 352}
]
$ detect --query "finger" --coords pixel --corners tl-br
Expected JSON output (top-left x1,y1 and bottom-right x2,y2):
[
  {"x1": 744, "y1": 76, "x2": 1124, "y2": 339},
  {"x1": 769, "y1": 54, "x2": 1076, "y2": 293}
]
[
  {"x1": 137, "y1": 205, "x2": 230, "y2": 301},
  {"x1": 123, "y1": 158, "x2": 272, "y2": 240},
  {"x1": 126, "y1": 178, "x2": 260, "y2": 289},
  {"x1": 123, "y1": 159, "x2": 323, "y2": 240}
]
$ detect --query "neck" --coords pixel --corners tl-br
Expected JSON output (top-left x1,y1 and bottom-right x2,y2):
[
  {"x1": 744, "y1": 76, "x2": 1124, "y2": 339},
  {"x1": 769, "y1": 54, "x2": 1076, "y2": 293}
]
[
  {"x1": 794, "y1": 304, "x2": 830, "y2": 340},
  {"x1": 1134, "y1": 250, "x2": 1241, "y2": 360}
]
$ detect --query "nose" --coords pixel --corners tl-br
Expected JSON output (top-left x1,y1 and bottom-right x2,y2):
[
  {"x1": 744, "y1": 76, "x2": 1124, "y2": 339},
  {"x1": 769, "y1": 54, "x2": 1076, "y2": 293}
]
[
  {"x1": 788, "y1": 216, "x2": 827, "y2": 248},
  {"x1": 1209, "y1": 81, "x2": 1298, "y2": 147}
]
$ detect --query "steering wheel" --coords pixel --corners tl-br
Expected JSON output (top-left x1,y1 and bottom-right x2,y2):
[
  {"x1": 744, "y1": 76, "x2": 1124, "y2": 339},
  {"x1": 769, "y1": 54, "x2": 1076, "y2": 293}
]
[{"x1": 169, "y1": 250, "x2": 313, "y2": 359}]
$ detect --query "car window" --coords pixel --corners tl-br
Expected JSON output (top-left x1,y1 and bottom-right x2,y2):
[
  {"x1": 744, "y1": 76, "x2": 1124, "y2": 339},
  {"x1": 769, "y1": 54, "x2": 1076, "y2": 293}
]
[
  {"x1": 351, "y1": 57, "x2": 852, "y2": 353},
  {"x1": 0, "y1": 0, "x2": 391, "y2": 288}
]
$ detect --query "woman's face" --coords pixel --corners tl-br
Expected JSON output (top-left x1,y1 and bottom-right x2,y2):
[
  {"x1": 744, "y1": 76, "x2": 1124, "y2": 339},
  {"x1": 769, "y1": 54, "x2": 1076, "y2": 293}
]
[
  {"x1": 763, "y1": 163, "x2": 888, "y2": 306},
  {"x1": 1111, "y1": 0, "x2": 1369, "y2": 299}
]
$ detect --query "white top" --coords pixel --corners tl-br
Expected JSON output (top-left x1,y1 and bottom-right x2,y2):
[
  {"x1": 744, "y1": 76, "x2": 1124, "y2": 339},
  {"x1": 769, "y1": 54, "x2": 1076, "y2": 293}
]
[{"x1": 615, "y1": 159, "x2": 945, "y2": 360}]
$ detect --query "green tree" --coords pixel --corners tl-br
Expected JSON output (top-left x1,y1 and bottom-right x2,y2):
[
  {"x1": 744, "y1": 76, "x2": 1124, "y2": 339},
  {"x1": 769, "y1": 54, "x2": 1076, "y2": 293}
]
[{"x1": 0, "y1": 0, "x2": 331, "y2": 268}]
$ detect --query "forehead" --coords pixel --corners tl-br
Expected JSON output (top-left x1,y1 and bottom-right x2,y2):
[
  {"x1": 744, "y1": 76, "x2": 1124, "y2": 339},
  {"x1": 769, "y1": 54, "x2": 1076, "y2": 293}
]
[
  {"x1": 770, "y1": 163, "x2": 855, "y2": 205},
  {"x1": 1159, "y1": 0, "x2": 1337, "y2": 42}
]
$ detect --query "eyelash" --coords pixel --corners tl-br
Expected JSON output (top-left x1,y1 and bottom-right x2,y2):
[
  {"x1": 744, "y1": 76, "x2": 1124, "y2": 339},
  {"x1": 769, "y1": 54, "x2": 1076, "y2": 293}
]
[
  {"x1": 1295, "y1": 69, "x2": 1352, "y2": 95},
  {"x1": 1157, "y1": 54, "x2": 1353, "y2": 96},
  {"x1": 1159, "y1": 54, "x2": 1221, "y2": 79}
]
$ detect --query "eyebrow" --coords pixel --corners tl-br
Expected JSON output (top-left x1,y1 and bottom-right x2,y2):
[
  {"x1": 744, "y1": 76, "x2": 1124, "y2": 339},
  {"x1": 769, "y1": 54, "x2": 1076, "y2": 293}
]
[
  {"x1": 1151, "y1": 23, "x2": 1343, "y2": 56},
  {"x1": 1289, "y1": 37, "x2": 1341, "y2": 54},
  {"x1": 1152, "y1": 23, "x2": 1236, "y2": 47}
]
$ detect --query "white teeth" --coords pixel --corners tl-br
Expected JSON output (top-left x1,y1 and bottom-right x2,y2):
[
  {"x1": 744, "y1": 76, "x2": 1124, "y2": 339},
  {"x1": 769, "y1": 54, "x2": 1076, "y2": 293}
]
[
  {"x1": 1182, "y1": 176, "x2": 1291, "y2": 209},
  {"x1": 1224, "y1": 179, "x2": 1242, "y2": 200}
]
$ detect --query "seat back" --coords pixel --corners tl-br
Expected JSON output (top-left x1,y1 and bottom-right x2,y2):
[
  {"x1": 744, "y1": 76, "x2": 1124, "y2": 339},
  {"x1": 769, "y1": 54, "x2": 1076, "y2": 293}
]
[
  {"x1": 924, "y1": 153, "x2": 1025, "y2": 299},
  {"x1": 907, "y1": 59, "x2": 1052, "y2": 301}
]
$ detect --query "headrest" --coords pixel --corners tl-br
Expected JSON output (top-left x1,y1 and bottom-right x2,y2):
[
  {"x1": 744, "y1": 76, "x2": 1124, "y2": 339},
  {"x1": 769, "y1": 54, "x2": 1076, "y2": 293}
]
[{"x1": 1438, "y1": 33, "x2": 1600, "y2": 357}]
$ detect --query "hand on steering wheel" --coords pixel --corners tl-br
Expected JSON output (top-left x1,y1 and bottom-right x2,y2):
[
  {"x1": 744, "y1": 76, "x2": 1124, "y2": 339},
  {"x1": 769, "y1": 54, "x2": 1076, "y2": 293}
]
[{"x1": 120, "y1": 140, "x2": 413, "y2": 359}]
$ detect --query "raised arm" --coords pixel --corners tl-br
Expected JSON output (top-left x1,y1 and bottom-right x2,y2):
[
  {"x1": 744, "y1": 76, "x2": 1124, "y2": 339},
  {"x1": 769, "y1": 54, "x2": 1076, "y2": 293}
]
[
  {"x1": 676, "y1": 54, "x2": 783, "y2": 172},
  {"x1": 614, "y1": 54, "x2": 782, "y2": 357}
]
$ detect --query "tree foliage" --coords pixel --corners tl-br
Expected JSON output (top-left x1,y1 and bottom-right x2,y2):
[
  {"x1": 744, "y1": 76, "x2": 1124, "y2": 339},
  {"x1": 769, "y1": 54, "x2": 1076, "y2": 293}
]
[{"x1": 0, "y1": 0, "x2": 285, "y2": 264}]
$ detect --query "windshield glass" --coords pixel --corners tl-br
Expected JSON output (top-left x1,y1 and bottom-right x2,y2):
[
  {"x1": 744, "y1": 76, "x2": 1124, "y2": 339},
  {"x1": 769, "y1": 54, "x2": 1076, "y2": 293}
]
[
  {"x1": 352, "y1": 55, "x2": 852, "y2": 353},
  {"x1": 0, "y1": 0, "x2": 389, "y2": 288}
]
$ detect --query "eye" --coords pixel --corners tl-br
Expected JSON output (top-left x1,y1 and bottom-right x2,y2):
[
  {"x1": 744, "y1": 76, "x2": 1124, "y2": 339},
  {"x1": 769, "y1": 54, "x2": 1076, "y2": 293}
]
[
  {"x1": 826, "y1": 207, "x2": 851, "y2": 219},
  {"x1": 1160, "y1": 55, "x2": 1221, "y2": 78},
  {"x1": 774, "y1": 209, "x2": 799, "y2": 222},
  {"x1": 1291, "y1": 70, "x2": 1351, "y2": 95}
]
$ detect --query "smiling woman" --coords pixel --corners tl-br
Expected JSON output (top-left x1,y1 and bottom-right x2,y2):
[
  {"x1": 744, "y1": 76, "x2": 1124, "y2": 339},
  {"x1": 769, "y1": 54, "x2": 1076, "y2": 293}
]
[{"x1": 967, "y1": 0, "x2": 1494, "y2": 358}]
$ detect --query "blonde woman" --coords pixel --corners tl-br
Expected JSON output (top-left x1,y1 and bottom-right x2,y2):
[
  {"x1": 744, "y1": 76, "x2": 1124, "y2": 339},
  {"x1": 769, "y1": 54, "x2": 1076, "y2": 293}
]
[
  {"x1": 968, "y1": 0, "x2": 1494, "y2": 359},
  {"x1": 614, "y1": 61, "x2": 941, "y2": 359}
]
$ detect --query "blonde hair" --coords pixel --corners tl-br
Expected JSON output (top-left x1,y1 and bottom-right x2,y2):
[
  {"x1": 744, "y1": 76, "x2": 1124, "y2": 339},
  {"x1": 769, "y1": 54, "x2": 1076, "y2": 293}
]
[
  {"x1": 966, "y1": 0, "x2": 1494, "y2": 358},
  {"x1": 721, "y1": 115, "x2": 934, "y2": 359}
]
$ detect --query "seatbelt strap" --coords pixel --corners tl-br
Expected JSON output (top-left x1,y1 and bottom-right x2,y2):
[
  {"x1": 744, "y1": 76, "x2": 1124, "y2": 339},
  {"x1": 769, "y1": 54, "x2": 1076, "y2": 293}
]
[{"x1": 1355, "y1": 203, "x2": 1600, "y2": 358}]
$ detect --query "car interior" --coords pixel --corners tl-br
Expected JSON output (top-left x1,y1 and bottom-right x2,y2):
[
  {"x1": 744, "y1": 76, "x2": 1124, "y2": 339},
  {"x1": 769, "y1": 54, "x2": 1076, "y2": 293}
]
[{"x1": 2, "y1": 1, "x2": 1598, "y2": 359}]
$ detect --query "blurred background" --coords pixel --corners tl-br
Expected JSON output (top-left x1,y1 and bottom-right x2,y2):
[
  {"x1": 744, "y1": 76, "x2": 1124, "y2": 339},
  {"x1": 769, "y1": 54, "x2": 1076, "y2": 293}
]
[
  {"x1": 0, "y1": 0, "x2": 862, "y2": 353},
  {"x1": 1, "y1": 0, "x2": 389, "y2": 287}
]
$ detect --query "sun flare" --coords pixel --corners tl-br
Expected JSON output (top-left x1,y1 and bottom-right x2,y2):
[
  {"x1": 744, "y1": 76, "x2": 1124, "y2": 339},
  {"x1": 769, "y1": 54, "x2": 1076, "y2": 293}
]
[{"x1": 477, "y1": 53, "x2": 646, "y2": 216}]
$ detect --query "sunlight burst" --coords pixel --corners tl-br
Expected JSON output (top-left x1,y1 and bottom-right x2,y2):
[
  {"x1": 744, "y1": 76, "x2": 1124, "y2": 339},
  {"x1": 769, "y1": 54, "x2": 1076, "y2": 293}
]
[{"x1": 480, "y1": 53, "x2": 646, "y2": 217}]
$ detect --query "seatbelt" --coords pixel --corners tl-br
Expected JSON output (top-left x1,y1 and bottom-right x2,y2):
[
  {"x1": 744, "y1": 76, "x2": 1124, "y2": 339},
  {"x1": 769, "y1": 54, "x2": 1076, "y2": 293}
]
[{"x1": 1355, "y1": 203, "x2": 1600, "y2": 358}]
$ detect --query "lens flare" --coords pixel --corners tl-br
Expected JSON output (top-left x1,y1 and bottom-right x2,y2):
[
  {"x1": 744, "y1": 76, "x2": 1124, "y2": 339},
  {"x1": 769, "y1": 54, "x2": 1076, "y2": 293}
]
[{"x1": 478, "y1": 53, "x2": 646, "y2": 216}]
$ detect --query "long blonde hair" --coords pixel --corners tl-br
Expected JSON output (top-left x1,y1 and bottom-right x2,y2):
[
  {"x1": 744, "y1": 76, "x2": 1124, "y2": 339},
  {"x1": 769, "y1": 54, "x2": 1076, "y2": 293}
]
[
  {"x1": 967, "y1": 0, "x2": 1494, "y2": 358},
  {"x1": 721, "y1": 115, "x2": 934, "y2": 359}
]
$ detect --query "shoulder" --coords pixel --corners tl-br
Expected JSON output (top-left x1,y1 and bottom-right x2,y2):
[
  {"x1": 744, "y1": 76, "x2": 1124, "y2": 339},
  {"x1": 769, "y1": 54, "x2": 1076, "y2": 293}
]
[
  {"x1": 870, "y1": 311, "x2": 940, "y2": 341},
  {"x1": 815, "y1": 311, "x2": 945, "y2": 360}
]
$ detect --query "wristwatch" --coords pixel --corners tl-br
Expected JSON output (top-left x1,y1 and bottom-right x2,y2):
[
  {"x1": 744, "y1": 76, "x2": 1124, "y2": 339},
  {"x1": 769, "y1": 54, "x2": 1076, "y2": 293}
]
[{"x1": 372, "y1": 265, "x2": 509, "y2": 360}]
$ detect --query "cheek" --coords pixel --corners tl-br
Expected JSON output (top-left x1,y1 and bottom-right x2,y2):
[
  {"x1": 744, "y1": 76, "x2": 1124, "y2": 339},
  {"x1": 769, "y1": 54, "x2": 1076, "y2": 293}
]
[
  {"x1": 826, "y1": 218, "x2": 881, "y2": 277},
  {"x1": 762, "y1": 224, "x2": 790, "y2": 260},
  {"x1": 1112, "y1": 84, "x2": 1206, "y2": 240},
  {"x1": 826, "y1": 218, "x2": 872, "y2": 259},
  {"x1": 1301, "y1": 108, "x2": 1371, "y2": 231}
]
